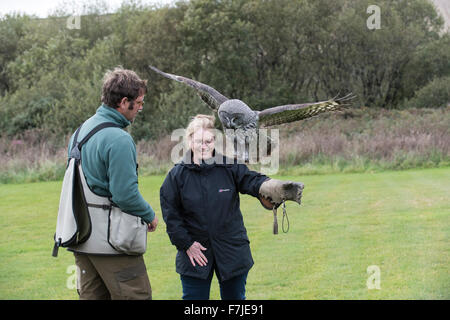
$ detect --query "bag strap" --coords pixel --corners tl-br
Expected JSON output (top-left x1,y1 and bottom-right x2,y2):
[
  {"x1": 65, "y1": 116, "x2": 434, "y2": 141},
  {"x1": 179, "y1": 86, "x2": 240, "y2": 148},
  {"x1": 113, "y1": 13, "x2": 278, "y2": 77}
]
[{"x1": 69, "y1": 122, "x2": 122, "y2": 159}]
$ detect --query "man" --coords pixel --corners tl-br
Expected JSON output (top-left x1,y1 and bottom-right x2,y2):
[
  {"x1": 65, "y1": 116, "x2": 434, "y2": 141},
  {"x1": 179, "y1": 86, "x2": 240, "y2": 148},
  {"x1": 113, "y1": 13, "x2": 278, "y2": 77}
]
[{"x1": 67, "y1": 67, "x2": 158, "y2": 300}]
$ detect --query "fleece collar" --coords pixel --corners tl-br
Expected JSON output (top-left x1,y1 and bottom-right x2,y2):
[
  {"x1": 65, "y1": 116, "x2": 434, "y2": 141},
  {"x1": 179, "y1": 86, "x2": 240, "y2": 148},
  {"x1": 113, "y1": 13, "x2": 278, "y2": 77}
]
[{"x1": 96, "y1": 104, "x2": 131, "y2": 128}]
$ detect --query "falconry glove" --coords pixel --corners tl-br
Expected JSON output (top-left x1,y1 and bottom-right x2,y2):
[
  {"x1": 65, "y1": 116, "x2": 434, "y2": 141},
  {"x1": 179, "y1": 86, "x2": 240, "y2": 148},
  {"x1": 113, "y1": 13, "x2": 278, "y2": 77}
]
[
  {"x1": 258, "y1": 179, "x2": 305, "y2": 234},
  {"x1": 258, "y1": 178, "x2": 305, "y2": 210}
]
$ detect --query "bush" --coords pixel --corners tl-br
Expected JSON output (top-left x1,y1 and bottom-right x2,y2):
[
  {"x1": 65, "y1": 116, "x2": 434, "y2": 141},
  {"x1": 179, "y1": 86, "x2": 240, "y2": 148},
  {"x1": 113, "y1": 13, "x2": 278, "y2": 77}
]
[
  {"x1": 407, "y1": 76, "x2": 450, "y2": 108},
  {"x1": 0, "y1": 0, "x2": 448, "y2": 139},
  {"x1": 130, "y1": 85, "x2": 217, "y2": 140}
]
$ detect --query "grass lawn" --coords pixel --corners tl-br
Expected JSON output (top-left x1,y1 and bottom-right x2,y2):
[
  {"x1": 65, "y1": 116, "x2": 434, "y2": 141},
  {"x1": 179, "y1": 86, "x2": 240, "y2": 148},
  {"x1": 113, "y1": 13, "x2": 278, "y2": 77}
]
[{"x1": 0, "y1": 167, "x2": 448, "y2": 299}]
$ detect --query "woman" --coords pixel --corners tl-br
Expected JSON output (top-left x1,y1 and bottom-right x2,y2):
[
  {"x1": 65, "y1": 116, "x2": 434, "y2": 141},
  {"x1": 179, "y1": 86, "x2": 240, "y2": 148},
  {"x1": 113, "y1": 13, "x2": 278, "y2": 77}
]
[{"x1": 160, "y1": 115, "x2": 304, "y2": 300}]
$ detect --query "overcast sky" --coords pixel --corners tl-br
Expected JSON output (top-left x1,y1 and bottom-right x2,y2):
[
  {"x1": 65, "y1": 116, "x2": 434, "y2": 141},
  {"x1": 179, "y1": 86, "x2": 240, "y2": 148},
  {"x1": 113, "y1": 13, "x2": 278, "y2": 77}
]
[{"x1": 0, "y1": 0, "x2": 176, "y2": 18}]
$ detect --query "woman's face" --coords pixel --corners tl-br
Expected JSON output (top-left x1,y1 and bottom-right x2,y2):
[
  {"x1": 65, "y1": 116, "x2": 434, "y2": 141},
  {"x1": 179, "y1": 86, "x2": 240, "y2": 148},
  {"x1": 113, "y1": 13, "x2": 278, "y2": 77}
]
[{"x1": 190, "y1": 128, "x2": 215, "y2": 162}]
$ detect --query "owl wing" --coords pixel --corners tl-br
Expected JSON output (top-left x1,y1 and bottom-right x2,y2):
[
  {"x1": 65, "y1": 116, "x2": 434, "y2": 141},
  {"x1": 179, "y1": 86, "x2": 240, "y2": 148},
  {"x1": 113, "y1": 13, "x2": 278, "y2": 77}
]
[
  {"x1": 257, "y1": 94, "x2": 355, "y2": 127},
  {"x1": 149, "y1": 65, "x2": 228, "y2": 111}
]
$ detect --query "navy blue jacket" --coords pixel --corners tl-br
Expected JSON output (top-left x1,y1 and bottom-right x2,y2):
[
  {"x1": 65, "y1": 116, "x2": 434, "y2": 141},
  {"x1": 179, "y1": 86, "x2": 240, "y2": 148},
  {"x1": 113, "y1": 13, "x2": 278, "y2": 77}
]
[{"x1": 160, "y1": 153, "x2": 268, "y2": 281}]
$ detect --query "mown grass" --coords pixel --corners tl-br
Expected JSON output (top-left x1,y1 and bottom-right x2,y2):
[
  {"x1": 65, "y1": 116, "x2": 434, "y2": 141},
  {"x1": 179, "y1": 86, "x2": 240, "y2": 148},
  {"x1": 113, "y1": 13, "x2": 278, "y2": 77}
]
[{"x1": 0, "y1": 167, "x2": 448, "y2": 300}]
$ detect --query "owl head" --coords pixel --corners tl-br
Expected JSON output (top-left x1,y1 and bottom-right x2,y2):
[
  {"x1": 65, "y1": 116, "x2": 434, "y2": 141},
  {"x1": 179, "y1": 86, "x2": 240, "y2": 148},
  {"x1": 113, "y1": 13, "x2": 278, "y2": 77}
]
[{"x1": 218, "y1": 99, "x2": 257, "y2": 130}]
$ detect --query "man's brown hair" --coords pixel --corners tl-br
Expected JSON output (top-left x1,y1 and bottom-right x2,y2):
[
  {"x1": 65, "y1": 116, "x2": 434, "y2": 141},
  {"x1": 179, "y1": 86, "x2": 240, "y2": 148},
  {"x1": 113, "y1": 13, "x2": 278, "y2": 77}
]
[{"x1": 101, "y1": 66, "x2": 147, "y2": 108}]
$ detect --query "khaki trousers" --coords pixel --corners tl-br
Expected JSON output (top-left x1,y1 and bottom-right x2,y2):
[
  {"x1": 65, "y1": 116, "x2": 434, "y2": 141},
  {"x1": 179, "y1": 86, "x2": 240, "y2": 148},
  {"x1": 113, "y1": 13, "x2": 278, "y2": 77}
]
[{"x1": 74, "y1": 252, "x2": 152, "y2": 300}]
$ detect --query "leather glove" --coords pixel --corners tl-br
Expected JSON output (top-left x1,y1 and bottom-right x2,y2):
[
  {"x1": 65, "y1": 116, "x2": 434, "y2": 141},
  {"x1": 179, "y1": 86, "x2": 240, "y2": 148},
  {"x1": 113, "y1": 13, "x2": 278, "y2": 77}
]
[{"x1": 258, "y1": 178, "x2": 305, "y2": 210}]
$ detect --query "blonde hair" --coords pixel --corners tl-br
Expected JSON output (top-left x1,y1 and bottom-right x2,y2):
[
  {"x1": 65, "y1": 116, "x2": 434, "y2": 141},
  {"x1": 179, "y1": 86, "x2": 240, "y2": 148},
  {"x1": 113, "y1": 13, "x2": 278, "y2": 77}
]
[{"x1": 185, "y1": 114, "x2": 215, "y2": 144}]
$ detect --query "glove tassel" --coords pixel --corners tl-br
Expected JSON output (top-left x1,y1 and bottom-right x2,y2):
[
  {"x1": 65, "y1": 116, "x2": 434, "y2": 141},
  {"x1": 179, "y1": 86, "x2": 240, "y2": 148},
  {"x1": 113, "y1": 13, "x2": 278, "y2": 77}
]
[{"x1": 273, "y1": 207, "x2": 278, "y2": 235}]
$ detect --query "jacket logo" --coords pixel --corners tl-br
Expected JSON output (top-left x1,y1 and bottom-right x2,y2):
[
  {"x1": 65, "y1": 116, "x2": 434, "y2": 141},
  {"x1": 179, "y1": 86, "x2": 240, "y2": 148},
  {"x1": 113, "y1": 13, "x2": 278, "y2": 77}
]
[{"x1": 218, "y1": 188, "x2": 230, "y2": 193}]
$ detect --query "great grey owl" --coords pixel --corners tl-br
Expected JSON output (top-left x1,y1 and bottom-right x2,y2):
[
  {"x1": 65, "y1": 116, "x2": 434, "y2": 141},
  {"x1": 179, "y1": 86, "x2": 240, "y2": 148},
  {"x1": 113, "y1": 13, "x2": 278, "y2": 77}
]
[{"x1": 149, "y1": 65, "x2": 354, "y2": 160}]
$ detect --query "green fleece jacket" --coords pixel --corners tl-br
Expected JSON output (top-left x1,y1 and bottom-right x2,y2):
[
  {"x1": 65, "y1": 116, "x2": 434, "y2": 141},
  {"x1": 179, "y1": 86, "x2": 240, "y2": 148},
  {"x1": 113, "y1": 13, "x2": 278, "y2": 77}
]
[{"x1": 68, "y1": 104, "x2": 155, "y2": 223}]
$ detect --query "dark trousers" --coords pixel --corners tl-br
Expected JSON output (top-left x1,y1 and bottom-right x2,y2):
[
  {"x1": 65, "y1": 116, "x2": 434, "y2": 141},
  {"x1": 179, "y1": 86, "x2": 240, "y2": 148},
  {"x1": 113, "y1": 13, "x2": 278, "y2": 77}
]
[
  {"x1": 180, "y1": 268, "x2": 248, "y2": 300},
  {"x1": 74, "y1": 252, "x2": 152, "y2": 300}
]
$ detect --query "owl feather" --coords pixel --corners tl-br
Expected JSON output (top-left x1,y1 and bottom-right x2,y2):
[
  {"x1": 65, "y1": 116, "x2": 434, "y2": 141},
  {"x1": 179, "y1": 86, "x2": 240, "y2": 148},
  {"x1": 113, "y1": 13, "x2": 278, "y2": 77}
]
[{"x1": 149, "y1": 65, "x2": 354, "y2": 130}]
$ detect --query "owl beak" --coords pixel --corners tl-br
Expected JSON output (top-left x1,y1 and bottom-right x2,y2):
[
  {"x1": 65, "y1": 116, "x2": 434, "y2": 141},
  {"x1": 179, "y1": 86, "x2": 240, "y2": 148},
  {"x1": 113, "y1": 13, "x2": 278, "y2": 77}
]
[
  {"x1": 230, "y1": 118, "x2": 237, "y2": 129},
  {"x1": 225, "y1": 117, "x2": 232, "y2": 129}
]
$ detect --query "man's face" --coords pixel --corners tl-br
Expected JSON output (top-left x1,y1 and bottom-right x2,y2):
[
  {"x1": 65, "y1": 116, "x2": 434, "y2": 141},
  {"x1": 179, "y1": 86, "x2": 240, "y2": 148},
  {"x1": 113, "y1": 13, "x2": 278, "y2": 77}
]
[{"x1": 117, "y1": 94, "x2": 145, "y2": 122}]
